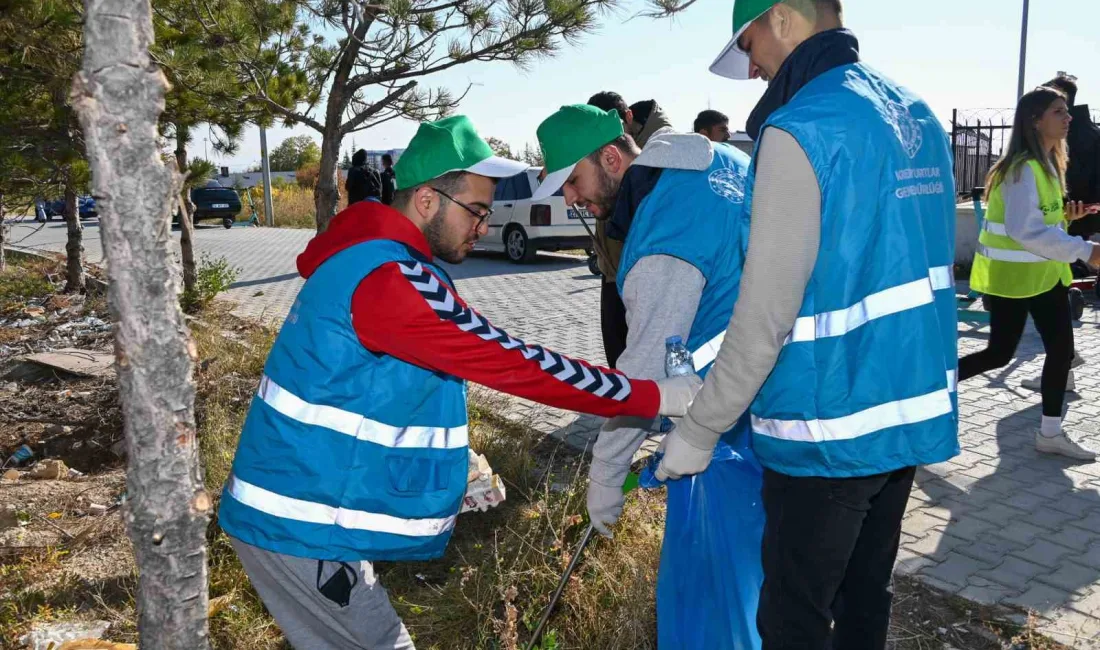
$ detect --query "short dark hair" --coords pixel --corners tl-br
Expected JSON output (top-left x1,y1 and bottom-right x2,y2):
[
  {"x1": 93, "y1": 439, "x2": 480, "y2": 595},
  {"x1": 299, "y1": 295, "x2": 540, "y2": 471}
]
[
  {"x1": 694, "y1": 110, "x2": 729, "y2": 133},
  {"x1": 782, "y1": 0, "x2": 842, "y2": 22},
  {"x1": 392, "y1": 171, "x2": 470, "y2": 211},
  {"x1": 588, "y1": 91, "x2": 629, "y2": 123},
  {"x1": 351, "y1": 149, "x2": 367, "y2": 167},
  {"x1": 1044, "y1": 75, "x2": 1078, "y2": 106},
  {"x1": 584, "y1": 134, "x2": 641, "y2": 165},
  {"x1": 382, "y1": 154, "x2": 393, "y2": 165}
]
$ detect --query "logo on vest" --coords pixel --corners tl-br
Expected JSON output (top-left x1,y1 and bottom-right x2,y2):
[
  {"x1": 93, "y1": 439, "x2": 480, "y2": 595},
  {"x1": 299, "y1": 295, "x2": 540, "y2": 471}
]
[
  {"x1": 709, "y1": 167, "x2": 746, "y2": 204},
  {"x1": 883, "y1": 101, "x2": 923, "y2": 159}
]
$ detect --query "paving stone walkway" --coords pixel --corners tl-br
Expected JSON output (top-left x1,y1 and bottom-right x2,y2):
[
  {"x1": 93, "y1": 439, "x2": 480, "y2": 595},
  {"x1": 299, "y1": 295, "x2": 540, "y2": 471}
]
[{"x1": 11, "y1": 218, "x2": 1100, "y2": 647}]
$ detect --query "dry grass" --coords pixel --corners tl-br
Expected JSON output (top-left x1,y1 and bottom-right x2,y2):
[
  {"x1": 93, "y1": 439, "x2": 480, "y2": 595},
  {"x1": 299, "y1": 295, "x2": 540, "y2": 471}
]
[
  {"x1": 246, "y1": 183, "x2": 348, "y2": 230},
  {"x1": 0, "y1": 255, "x2": 57, "y2": 315}
]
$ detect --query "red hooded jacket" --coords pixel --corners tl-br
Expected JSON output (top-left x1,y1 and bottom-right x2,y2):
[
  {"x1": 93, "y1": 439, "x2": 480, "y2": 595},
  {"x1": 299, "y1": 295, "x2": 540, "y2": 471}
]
[{"x1": 294, "y1": 201, "x2": 660, "y2": 420}]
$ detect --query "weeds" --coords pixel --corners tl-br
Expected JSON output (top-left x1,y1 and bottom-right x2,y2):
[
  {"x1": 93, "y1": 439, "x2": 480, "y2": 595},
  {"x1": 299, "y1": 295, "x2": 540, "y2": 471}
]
[
  {"x1": 182, "y1": 254, "x2": 241, "y2": 314},
  {"x1": 0, "y1": 255, "x2": 57, "y2": 314}
]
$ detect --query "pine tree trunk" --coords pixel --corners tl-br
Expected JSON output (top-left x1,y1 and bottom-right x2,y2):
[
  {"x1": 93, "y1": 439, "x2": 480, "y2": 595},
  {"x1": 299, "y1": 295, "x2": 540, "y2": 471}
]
[
  {"x1": 63, "y1": 176, "x2": 86, "y2": 293},
  {"x1": 176, "y1": 128, "x2": 196, "y2": 295},
  {"x1": 0, "y1": 193, "x2": 6, "y2": 273},
  {"x1": 72, "y1": 1, "x2": 211, "y2": 648},
  {"x1": 313, "y1": 121, "x2": 343, "y2": 232}
]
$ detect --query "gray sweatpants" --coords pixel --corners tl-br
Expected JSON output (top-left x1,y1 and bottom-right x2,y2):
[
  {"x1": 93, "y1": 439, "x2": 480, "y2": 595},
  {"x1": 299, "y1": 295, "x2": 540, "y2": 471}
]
[{"x1": 230, "y1": 536, "x2": 415, "y2": 650}]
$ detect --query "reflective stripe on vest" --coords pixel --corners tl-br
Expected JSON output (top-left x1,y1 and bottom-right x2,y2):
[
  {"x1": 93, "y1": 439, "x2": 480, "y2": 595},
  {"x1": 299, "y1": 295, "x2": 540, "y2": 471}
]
[
  {"x1": 691, "y1": 265, "x2": 953, "y2": 367},
  {"x1": 227, "y1": 474, "x2": 457, "y2": 537},
  {"x1": 751, "y1": 370, "x2": 957, "y2": 444},
  {"x1": 976, "y1": 245, "x2": 1048, "y2": 264},
  {"x1": 258, "y1": 374, "x2": 469, "y2": 449}
]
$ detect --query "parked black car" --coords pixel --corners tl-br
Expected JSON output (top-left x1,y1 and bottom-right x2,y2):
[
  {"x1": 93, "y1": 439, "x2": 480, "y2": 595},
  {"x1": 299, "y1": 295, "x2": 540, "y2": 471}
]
[
  {"x1": 188, "y1": 184, "x2": 242, "y2": 229},
  {"x1": 42, "y1": 196, "x2": 97, "y2": 221}
]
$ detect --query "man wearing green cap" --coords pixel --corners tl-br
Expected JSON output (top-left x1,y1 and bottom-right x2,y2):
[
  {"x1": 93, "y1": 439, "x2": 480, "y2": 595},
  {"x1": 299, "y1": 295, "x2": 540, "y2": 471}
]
[
  {"x1": 659, "y1": 1, "x2": 960, "y2": 647},
  {"x1": 534, "y1": 103, "x2": 764, "y2": 647},
  {"x1": 218, "y1": 115, "x2": 702, "y2": 649}
]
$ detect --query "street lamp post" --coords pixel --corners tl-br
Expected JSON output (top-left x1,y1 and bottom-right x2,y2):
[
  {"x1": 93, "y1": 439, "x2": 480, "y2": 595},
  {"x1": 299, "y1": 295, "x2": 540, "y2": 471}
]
[{"x1": 1017, "y1": 0, "x2": 1030, "y2": 99}]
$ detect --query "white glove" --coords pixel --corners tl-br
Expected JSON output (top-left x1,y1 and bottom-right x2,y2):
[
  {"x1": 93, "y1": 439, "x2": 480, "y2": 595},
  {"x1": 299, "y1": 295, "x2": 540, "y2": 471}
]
[
  {"x1": 586, "y1": 478, "x2": 625, "y2": 538},
  {"x1": 656, "y1": 374, "x2": 703, "y2": 417},
  {"x1": 654, "y1": 428, "x2": 715, "y2": 481}
]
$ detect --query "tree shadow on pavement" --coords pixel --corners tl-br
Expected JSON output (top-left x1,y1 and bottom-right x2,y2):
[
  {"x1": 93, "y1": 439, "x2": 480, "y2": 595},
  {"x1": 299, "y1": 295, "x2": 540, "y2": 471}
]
[{"x1": 906, "y1": 401, "x2": 1100, "y2": 631}]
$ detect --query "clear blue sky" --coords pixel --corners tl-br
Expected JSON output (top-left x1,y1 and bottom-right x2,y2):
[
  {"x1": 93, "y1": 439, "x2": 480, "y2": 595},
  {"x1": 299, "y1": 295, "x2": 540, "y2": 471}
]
[{"x1": 190, "y1": 0, "x2": 1100, "y2": 171}]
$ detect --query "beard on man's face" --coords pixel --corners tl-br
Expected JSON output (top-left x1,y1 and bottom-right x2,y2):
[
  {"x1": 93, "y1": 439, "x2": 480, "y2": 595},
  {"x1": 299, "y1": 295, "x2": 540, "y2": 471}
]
[
  {"x1": 589, "y1": 165, "x2": 621, "y2": 219},
  {"x1": 424, "y1": 207, "x2": 474, "y2": 264}
]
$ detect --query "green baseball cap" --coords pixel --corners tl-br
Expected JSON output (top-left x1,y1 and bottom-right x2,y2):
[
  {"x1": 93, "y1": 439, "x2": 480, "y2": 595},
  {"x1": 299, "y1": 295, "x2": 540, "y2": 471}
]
[
  {"x1": 531, "y1": 104, "x2": 624, "y2": 201},
  {"x1": 394, "y1": 115, "x2": 527, "y2": 191},
  {"x1": 710, "y1": 0, "x2": 777, "y2": 79}
]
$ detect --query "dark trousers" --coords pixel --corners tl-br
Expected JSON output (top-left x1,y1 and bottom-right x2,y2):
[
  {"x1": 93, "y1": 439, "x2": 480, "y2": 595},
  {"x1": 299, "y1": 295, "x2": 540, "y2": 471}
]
[
  {"x1": 600, "y1": 281, "x2": 628, "y2": 368},
  {"x1": 958, "y1": 282, "x2": 1073, "y2": 417},
  {"x1": 757, "y1": 467, "x2": 916, "y2": 650}
]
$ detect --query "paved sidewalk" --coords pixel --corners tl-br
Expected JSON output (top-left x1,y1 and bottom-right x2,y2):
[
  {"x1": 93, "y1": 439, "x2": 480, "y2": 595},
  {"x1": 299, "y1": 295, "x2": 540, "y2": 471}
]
[{"x1": 12, "y1": 219, "x2": 1100, "y2": 647}]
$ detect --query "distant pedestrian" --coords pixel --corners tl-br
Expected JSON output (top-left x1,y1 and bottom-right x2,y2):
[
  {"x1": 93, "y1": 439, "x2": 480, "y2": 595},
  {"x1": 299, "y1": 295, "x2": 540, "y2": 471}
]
[
  {"x1": 381, "y1": 153, "x2": 397, "y2": 205},
  {"x1": 1045, "y1": 74, "x2": 1100, "y2": 244},
  {"x1": 694, "y1": 109, "x2": 731, "y2": 143},
  {"x1": 961, "y1": 86, "x2": 1100, "y2": 460},
  {"x1": 346, "y1": 149, "x2": 382, "y2": 204}
]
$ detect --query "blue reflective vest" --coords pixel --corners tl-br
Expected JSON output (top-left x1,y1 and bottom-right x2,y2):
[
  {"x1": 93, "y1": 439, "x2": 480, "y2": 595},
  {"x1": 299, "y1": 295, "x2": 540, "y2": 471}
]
[
  {"x1": 617, "y1": 142, "x2": 754, "y2": 392},
  {"x1": 218, "y1": 239, "x2": 470, "y2": 562},
  {"x1": 619, "y1": 144, "x2": 764, "y2": 650},
  {"x1": 746, "y1": 63, "x2": 960, "y2": 478}
]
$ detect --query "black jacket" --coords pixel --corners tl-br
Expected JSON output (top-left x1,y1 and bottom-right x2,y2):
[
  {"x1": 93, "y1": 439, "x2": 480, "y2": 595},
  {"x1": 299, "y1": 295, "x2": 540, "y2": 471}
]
[
  {"x1": 346, "y1": 165, "x2": 382, "y2": 204},
  {"x1": 381, "y1": 167, "x2": 396, "y2": 205},
  {"x1": 1067, "y1": 104, "x2": 1100, "y2": 204}
]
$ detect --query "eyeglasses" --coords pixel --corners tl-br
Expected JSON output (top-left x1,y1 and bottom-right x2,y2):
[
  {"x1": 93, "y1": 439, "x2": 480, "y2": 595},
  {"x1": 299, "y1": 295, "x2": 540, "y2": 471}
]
[{"x1": 432, "y1": 188, "x2": 493, "y2": 229}]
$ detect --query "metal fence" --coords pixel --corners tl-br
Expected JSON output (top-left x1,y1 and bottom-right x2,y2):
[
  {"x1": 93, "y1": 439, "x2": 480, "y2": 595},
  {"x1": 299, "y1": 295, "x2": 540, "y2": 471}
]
[{"x1": 951, "y1": 107, "x2": 1100, "y2": 196}]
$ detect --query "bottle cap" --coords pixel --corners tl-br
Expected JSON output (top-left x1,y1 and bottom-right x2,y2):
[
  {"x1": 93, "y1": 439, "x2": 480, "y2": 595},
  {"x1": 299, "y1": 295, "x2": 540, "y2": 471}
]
[{"x1": 665, "y1": 335, "x2": 683, "y2": 346}]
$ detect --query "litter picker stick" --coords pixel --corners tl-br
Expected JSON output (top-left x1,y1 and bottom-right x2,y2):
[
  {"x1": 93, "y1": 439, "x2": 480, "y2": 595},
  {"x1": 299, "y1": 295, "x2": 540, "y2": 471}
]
[
  {"x1": 525, "y1": 473, "x2": 639, "y2": 650},
  {"x1": 525, "y1": 523, "x2": 596, "y2": 650}
]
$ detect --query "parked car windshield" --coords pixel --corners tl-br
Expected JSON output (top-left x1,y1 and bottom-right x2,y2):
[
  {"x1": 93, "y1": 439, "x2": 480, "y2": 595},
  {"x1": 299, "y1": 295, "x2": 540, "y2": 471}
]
[{"x1": 192, "y1": 188, "x2": 239, "y2": 202}]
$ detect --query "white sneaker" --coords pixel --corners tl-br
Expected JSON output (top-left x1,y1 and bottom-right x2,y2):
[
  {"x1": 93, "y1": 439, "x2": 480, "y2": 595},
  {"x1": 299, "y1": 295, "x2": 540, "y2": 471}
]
[
  {"x1": 1036, "y1": 431, "x2": 1097, "y2": 461},
  {"x1": 1021, "y1": 371, "x2": 1076, "y2": 393}
]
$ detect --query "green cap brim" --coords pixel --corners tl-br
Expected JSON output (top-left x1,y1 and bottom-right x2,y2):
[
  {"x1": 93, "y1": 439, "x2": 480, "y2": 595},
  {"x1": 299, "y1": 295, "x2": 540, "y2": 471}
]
[
  {"x1": 463, "y1": 155, "x2": 529, "y2": 181},
  {"x1": 531, "y1": 163, "x2": 575, "y2": 201},
  {"x1": 710, "y1": 23, "x2": 753, "y2": 79}
]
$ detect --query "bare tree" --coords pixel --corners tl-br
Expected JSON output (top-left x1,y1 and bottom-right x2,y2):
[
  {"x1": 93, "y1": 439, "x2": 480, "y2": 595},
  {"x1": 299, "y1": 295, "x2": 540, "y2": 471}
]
[
  {"x1": 72, "y1": 1, "x2": 211, "y2": 648},
  {"x1": 233, "y1": 0, "x2": 614, "y2": 231}
]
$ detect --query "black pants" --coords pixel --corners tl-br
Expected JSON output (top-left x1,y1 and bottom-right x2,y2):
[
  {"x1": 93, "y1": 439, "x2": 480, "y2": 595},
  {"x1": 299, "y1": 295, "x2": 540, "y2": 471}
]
[
  {"x1": 757, "y1": 467, "x2": 915, "y2": 650},
  {"x1": 600, "y1": 281, "x2": 628, "y2": 368},
  {"x1": 958, "y1": 282, "x2": 1073, "y2": 417}
]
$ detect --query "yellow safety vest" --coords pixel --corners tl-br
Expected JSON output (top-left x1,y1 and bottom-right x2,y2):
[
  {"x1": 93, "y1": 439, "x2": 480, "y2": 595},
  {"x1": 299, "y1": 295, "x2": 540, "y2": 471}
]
[{"x1": 970, "y1": 159, "x2": 1072, "y2": 299}]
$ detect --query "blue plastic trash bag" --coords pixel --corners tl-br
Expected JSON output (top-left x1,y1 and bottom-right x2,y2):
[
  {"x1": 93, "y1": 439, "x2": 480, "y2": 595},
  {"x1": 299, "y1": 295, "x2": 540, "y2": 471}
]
[{"x1": 640, "y1": 423, "x2": 765, "y2": 650}]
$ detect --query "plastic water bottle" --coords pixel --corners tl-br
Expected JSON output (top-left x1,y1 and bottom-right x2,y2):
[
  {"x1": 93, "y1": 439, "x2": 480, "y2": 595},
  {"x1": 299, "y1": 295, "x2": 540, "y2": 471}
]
[
  {"x1": 664, "y1": 336, "x2": 695, "y2": 377},
  {"x1": 657, "y1": 336, "x2": 697, "y2": 433}
]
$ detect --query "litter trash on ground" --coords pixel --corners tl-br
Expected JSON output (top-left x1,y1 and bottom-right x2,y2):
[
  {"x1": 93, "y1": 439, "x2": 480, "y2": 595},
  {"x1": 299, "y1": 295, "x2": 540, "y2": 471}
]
[
  {"x1": 9, "y1": 318, "x2": 43, "y2": 328},
  {"x1": 23, "y1": 306, "x2": 46, "y2": 318},
  {"x1": 87, "y1": 503, "x2": 109, "y2": 516},
  {"x1": 55, "y1": 316, "x2": 111, "y2": 333},
  {"x1": 3, "y1": 469, "x2": 22, "y2": 481},
  {"x1": 58, "y1": 641, "x2": 136, "y2": 650},
  {"x1": 20, "y1": 348, "x2": 116, "y2": 379},
  {"x1": 20, "y1": 620, "x2": 112, "y2": 650},
  {"x1": 68, "y1": 467, "x2": 85, "y2": 479},
  {"x1": 29, "y1": 459, "x2": 69, "y2": 480},
  {"x1": 462, "y1": 450, "x2": 507, "y2": 513},
  {"x1": 5, "y1": 443, "x2": 35, "y2": 467}
]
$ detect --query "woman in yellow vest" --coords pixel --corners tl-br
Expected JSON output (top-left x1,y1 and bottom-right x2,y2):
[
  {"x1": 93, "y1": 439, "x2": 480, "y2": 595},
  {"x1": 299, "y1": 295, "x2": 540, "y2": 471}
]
[{"x1": 961, "y1": 86, "x2": 1100, "y2": 460}]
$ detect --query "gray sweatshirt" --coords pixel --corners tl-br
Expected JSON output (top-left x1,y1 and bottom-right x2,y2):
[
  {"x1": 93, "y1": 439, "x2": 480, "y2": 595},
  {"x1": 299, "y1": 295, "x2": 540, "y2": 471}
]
[
  {"x1": 1003, "y1": 164, "x2": 1093, "y2": 263},
  {"x1": 675, "y1": 127, "x2": 822, "y2": 450},
  {"x1": 589, "y1": 131, "x2": 715, "y2": 487}
]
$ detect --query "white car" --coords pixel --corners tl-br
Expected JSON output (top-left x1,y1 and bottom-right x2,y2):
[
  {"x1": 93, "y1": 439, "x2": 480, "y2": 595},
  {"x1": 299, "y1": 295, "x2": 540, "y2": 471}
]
[{"x1": 479, "y1": 167, "x2": 593, "y2": 264}]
